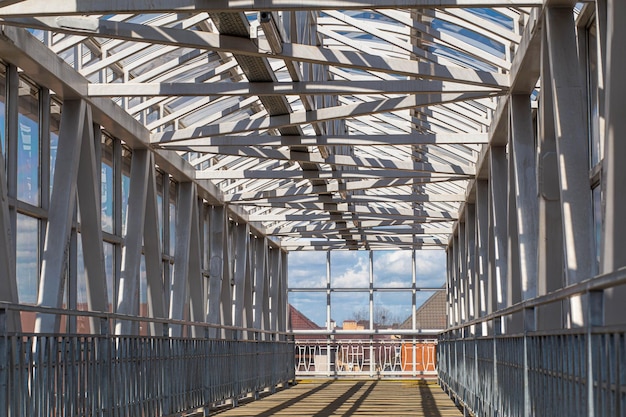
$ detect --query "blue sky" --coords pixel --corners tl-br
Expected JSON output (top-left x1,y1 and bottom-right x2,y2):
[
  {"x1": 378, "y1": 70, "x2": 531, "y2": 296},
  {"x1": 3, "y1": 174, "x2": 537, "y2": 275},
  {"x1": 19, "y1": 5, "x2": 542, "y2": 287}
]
[{"x1": 288, "y1": 249, "x2": 446, "y2": 327}]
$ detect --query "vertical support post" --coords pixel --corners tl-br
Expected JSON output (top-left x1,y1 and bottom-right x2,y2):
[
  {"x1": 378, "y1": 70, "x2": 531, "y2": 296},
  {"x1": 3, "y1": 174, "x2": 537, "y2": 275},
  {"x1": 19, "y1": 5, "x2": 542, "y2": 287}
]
[
  {"x1": 601, "y1": 0, "x2": 626, "y2": 325},
  {"x1": 0, "y1": 124, "x2": 19, "y2": 331},
  {"x1": 537, "y1": 27, "x2": 564, "y2": 330},
  {"x1": 187, "y1": 185, "x2": 204, "y2": 337},
  {"x1": 458, "y1": 221, "x2": 467, "y2": 324},
  {"x1": 510, "y1": 94, "x2": 539, "y2": 301},
  {"x1": 233, "y1": 223, "x2": 249, "y2": 333},
  {"x1": 143, "y1": 156, "x2": 166, "y2": 336},
  {"x1": 36, "y1": 100, "x2": 85, "y2": 333},
  {"x1": 465, "y1": 204, "x2": 476, "y2": 325},
  {"x1": 476, "y1": 180, "x2": 489, "y2": 335},
  {"x1": 76, "y1": 104, "x2": 109, "y2": 331},
  {"x1": 507, "y1": 131, "x2": 522, "y2": 333},
  {"x1": 115, "y1": 149, "x2": 150, "y2": 335},
  {"x1": 546, "y1": 7, "x2": 595, "y2": 325},
  {"x1": 220, "y1": 218, "x2": 234, "y2": 338},
  {"x1": 490, "y1": 147, "x2": 508, "y2": 331},
  {"x1": 207, "y1": 205, "x2": 225, "y2": 338}
]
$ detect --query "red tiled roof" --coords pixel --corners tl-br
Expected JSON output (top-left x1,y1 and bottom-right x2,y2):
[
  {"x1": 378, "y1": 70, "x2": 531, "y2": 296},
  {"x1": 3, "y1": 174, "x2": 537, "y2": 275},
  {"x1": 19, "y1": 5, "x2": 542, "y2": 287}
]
[
  {"x1": 399, "y1": 290, "x2": 447, "y2": 330},
  {"x1": 289, "y1": 304, "x2": 323, "y2": 330}
]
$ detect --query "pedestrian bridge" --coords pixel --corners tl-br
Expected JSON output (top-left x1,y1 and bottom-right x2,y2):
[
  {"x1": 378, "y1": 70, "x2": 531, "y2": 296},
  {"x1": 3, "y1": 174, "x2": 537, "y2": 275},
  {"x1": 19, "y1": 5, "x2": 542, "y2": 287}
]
[{"x1": 1, "y1": 1, "x2": 625, "y2": 416}]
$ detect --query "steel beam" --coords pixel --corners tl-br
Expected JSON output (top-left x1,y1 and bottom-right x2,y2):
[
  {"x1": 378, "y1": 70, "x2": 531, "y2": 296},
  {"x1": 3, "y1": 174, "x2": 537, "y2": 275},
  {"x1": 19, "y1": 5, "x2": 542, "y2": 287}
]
[{"x1": 35, "y1": 100, "x2": 85, "y2": 333}]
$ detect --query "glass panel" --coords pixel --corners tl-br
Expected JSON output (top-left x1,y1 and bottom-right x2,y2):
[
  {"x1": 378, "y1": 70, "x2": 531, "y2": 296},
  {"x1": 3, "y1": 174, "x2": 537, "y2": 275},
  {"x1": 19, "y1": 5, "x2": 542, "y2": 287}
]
[
  {"x1": 373, "y1": 291, "x2": 411, "y2": 329},
  {"x1": 49, "y1": 100, "x2": 61, "y2": 193},
  {"x1": 415, "y1": 290, "x2": 446, "y2": 330},
  {"x1": 588, "y1": 27, "x2": 602, "y2": 167},
  {"x1": 0, "y1": 65, "x2": 6, "y2": 155},
  {"x1": 157, "y1": 192, "x2": 163, "y2": 248},
  {"x1": 121, "y1": 172, "x2": 130, "y2": 235},
  {"x1": 288, "y1": 251, "x2": 326, "y2": 288},
  {"x1": 330, "y1": 251, "x2": 369, "y2": 288},
  {"x1": 169, "y1": 200, "x2": 176, "y2": 256},
  {"x1": 17, "y1": 78, "x2": 40, "y2": 205},
  {"x1": 331, "y1": 292, "x2": 369, "y2": 330},
  {"x1": 593, "y1": 185, "x2": 601, "y2": 270},
  {"x1": 103, "y1": 242, "x2": 114, "y2": 312},
  {"x1": 101, "y1": 162, "x2": 113, "y2": 233},
  {"x1": 16, "y1": 214, "x2": 39, "y2": 304},
  {"x1": 289, "y1": 291, "x2": 327, "y2": 329},
  {"x1": 373, "y1": 250, "x2": 412, "y2": 288},
  {"x1": 415, "y1": 250, "x2": 446, "y2": 288}
]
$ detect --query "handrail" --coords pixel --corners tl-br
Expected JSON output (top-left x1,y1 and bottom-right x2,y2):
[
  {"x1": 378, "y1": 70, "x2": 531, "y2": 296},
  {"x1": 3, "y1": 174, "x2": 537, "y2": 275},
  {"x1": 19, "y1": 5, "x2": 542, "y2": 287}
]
[
  {"x1": 0, "y1": 301, "x2": 292, "y2": 338},
  {"x1": 444, "y1": 266, "x2": 626, "y2": 333}
]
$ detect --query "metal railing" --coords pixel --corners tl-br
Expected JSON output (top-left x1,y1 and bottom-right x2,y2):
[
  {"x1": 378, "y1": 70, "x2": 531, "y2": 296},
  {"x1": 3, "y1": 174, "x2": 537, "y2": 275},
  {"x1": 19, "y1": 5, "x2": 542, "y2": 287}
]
[
  {"x1": 293, "y1": 335, "x2": 438, "y2": 378},
  {"x1": 438, "y1": 268, "x2": 626, "y2": 417},
  {"x1": 0, "y1": 303, "x2": 295, "y2": 417}
]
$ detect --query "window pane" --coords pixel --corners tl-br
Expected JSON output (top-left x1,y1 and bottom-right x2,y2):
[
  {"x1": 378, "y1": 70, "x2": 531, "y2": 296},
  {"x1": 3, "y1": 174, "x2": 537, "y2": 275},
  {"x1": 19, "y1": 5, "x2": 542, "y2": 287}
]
[
  {"x1": 374, "y1": 291, "x2": 411, "y2": 328},
  {"x1": 289, "y1": 292, "x2": 327, "y2": 329},
  {"x1": 121, "y1": 172, "x2": 130, "y2": 235},
  {"x1": 17, "y1": 78, "x2": 40, "y2": 205},
  {"x1": 593, "y1": 185, "x2": 602, "y2": 269},
  {"x1": 331, "y1": 292, "x2": 369, "y2": 330},
  {"x1": 331, "y1": 251, "x2": 369, "y2": 288},
  {"x1": 101, "y1": 162, "x2": 113, "y2": 233},
  {"x1": 288, "y1": 251, "x2": 326, "y2": 288},
  {"x1": 169, "y1": 200, "x2": 176, "y2": 255},
  {"x1": 415, "y1": 250, "x2": 446, "y2": 288},
  {"x1": 103, "y1": 242, "x2": 114, "y2": 312},
  {"x1": 49, "y1": 100, "x2": 61, "y2": 193},
  {"x1": 373, "y1": 250, "x2": 412, "y2": 288},
  {"x1": 16, "y1": 214, "x2": 39, "y2": 304}
]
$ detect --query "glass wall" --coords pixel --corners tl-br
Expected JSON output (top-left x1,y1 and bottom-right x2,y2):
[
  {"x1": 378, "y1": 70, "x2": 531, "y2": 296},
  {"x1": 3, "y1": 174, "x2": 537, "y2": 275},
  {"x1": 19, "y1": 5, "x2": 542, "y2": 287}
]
[{"x1": 288, "y1": 249, "x2": 447, "y2": 331}]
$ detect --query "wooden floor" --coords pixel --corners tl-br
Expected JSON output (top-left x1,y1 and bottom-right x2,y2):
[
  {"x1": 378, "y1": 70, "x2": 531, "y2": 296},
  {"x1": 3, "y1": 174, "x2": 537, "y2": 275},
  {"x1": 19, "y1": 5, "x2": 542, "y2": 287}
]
[{"x1": 210, "y1": 379, "x2": 464, "y2": 417}]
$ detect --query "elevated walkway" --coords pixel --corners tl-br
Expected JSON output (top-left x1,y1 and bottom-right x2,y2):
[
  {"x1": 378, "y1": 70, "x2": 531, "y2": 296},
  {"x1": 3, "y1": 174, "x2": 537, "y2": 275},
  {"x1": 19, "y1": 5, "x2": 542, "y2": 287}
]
[{"x1": 210, "y1": 380, "x2": 463, "y2": 417}]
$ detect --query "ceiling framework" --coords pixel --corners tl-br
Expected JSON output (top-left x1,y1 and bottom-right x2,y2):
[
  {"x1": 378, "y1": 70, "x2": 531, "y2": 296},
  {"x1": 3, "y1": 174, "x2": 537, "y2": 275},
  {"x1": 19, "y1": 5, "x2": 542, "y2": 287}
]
[{"x1": 0, "y1": 2, "x2": 533, "y2": 251}]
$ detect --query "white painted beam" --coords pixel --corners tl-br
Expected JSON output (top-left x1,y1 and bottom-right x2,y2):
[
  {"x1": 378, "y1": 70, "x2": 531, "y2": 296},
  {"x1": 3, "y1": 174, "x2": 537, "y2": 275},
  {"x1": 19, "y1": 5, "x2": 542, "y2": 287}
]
[
  {"x1": 87, "y1": 80, "x2": 502, "y2": 97},
  {"x1": 152, "y1": 92, "x2": 502, "y2": 143},
  {"x1": 0, "y1": 0, "x2": 544, "y2": 16}
]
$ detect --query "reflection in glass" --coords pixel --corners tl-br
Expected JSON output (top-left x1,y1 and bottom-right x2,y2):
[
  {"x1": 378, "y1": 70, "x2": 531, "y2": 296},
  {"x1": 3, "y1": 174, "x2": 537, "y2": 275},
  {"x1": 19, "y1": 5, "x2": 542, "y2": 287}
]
[
  {"x1": 169, "y1": 200, "x2": 176, "y2": 256},
  {"x1": 16, "y1": 214, "x2": 39, "y2": 304},
  {"x1": 17, "y1": 78, "x2": 40, "y2": 205},
  {"x1": 103, "y1": 242, "x2": 114, "y2": 312},
  {"x1": 593, "y1": 185, "x2": 602, "y2": 270},
  {"x1": 101, "y1": 162, "x2": 113, "y2": 233},
  {"x1": 49, "y1": 100, "x2": 61, "y2": 193},
  {"x1": 121, "y1": 172, "x2": 130, "y2": 235}
]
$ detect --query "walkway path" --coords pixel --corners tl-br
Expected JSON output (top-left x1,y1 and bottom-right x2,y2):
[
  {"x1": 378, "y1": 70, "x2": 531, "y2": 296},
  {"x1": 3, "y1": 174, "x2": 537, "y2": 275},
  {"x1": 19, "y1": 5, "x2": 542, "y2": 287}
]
[{"x1": 210, "y1": 379, "x2": 464, "y2": 416}]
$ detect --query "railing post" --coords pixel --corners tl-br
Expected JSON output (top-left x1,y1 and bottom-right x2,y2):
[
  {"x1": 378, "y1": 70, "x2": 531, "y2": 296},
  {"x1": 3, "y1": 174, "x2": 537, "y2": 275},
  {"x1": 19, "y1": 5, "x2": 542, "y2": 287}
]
[
  {"x1": 0, "y1": 308, "x2": 7, "y2": 417},
  {"x1": 587, "y1": 290, "x2": 604, "y2": 417},
  {"x1": 523, "y1": 307, "x2": 536, "y2": 417},
  {"x1": 99, "y1": 316, "x2": 111, "y2": 417}
]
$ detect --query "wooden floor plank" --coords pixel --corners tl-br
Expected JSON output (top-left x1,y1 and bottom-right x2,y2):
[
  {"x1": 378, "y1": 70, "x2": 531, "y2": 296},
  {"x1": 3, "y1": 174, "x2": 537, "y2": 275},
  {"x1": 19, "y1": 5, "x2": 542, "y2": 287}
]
[{"x1": 210, "y1": 380, "x2": 463, "y2": 416}]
